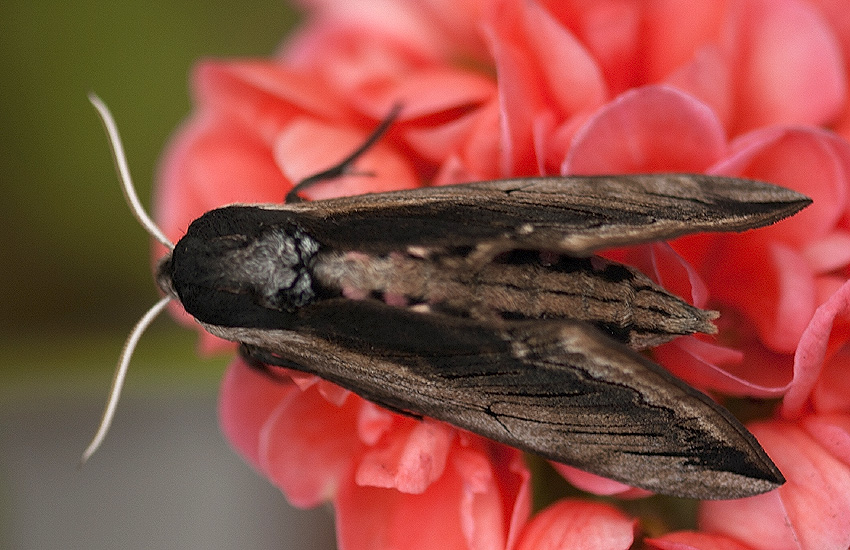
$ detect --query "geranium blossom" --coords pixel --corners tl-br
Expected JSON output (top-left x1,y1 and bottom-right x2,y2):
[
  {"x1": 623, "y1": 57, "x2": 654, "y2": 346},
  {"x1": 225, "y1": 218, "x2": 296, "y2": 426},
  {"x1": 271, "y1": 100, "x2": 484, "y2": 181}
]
[{"x1": 154, "y1": 0, "x2": 850, "y2": 548}]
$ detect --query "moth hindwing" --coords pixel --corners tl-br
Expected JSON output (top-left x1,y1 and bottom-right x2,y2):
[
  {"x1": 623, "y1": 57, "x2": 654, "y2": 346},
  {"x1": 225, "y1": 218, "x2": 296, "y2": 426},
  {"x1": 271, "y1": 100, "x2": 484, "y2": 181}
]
[{"x1": 157, "y1": 173, "x2": 809, "y2": 500}]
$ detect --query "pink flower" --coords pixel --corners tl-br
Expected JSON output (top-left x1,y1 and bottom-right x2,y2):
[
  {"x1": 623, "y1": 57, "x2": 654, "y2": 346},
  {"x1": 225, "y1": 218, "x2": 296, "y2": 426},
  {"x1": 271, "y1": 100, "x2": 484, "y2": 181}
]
[
  {"x1": 514, "y1": 500, "x2": 635, "y2": 550},
  {"x1": 154, "y1": 0, "x2": 850, "y2": 547},
  {"x1": 697, "y1": 415, "x2": 850, "y2": 550},
  {"x1": 218, "y1": 361, "x2": 532, "y2": 549},
  {"x1": 646, "y1": 530, "x2": 757, "y2": 550}
]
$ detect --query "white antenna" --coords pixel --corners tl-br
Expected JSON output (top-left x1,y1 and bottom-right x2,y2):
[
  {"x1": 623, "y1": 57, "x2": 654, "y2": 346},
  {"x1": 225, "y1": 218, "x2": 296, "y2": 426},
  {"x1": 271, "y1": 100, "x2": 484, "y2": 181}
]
[
  {"x1": 88, "y1": 93, "x2": 174, "y2": 250},
  {"x1": 81, "y1": 94, "x2": 176, "y2": 464},
  {"x1": 80, "y1": 295, "x2": 172, "y2": 464}
]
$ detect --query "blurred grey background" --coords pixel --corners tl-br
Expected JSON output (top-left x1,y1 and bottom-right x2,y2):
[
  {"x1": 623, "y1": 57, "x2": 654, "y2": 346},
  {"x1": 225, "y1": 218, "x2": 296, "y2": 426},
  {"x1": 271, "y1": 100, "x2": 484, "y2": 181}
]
[{"x1": 0, "y1": 1, "x2": 337, "y2": 548}]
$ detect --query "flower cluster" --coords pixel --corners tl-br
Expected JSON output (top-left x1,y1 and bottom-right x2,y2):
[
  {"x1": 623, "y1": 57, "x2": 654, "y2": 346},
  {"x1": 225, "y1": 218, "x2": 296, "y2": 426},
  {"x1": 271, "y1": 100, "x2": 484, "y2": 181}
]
[{"x1": 154, "y1": 0, "x2": 850, "y2": 548}]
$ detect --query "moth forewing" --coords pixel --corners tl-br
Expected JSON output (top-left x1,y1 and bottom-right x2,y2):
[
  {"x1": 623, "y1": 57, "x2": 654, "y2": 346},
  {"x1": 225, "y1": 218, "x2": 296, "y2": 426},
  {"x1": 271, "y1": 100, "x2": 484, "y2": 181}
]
[
  {"x1": 248, "y1": 175, "x2": 812, "y2": 256},
  {"x1": 216, "y1": 300, "x2": 783, "y2": 500}
]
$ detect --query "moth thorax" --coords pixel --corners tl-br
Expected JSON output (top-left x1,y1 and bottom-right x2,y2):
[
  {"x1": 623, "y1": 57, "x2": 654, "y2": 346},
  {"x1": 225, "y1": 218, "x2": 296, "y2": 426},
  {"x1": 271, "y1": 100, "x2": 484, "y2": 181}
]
[{"x1": 222, "y1": 224, "x2": 321, "y2": 312}]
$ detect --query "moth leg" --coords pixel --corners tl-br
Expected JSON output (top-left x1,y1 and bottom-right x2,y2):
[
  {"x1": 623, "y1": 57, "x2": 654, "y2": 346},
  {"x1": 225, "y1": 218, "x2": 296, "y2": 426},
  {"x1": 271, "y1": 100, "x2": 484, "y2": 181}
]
[{"x1": 285, "y1": 103, "x2": 403, "y2": 203}]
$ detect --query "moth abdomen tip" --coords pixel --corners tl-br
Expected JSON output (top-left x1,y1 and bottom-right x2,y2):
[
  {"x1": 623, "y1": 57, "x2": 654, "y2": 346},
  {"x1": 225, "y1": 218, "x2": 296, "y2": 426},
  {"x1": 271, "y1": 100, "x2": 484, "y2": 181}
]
[{"x1": 699, "y1": 309, "x2": 720, "y2": 334}]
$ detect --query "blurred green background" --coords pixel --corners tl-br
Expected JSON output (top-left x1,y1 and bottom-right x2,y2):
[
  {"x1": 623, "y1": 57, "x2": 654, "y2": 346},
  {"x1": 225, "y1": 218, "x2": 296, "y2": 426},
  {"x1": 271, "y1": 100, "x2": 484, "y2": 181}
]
[
  {"x1": 0, "y1": 1, "x2": 339, "y2": 548},
  {"x1": 1, "y1": 0, "x2": 299, "y2": 359}
]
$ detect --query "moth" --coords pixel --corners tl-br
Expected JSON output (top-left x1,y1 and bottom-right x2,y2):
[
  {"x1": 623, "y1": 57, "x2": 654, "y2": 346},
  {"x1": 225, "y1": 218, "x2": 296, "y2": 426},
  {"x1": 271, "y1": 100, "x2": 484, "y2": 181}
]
[{"x1": 86, "y1": 94, "x2": 810, "y2": 500}]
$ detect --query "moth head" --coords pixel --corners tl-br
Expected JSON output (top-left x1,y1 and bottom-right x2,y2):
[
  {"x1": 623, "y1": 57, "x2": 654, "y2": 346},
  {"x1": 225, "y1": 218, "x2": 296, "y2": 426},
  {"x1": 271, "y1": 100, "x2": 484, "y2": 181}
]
[{"x1": 159, "y1": 206, "x2": 321, "y2": 328}]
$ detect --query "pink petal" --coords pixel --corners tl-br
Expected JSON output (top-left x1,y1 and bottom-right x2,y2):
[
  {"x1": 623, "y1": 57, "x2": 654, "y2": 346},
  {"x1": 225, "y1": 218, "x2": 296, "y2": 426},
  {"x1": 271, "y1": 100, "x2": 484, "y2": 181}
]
[
  {"x1": 431, "y1": 99, "x2": 504, "y2": 183},
  {"x1": 481, "y1": 2, "x2": 543, "y2": 176},
  {"x1": 515, "y1": 500, "x2": 636, "y2": 550},
  {"x1": 500, "y1": 447, "x2": 533, "y2": 550},
  {"x1": 405, "y1": 0, "x2": 489, "y2": 58},
  {"x1": 783, "y1": 279, "x2": 850, "y2": 417},
  {"x1": 723, "y1": 0, "x2": 846, "y2": 133},
  {"x1": 700, "y1": 417, "x2": 850, "y2": 550},
  {"x1": 564, "y1": 86, "x2": 726, "y2": 174},
  {"x1": 368, "y1": 68, "x2": 496, "y2": 118},
  {"x1": 282, "y1": 15, "x2": 470, "y2": 117},
  {"x1": 808, "y1": 0, "x2": 850, "y2": 61},
  {"x1": 286, "y1": 370, "x2": 321, "y2": 392},
  {"x1": 194, "y1": 61, "x2": 349, "y2": 141},
  {"x1": 315, "y1": 379, "x2": 351, "y2": 406},
  {"x1": 432, "y1": 155, "x2": 480, "y2": 187},
  {"x1": 454, "y1": 99, "x2": 503, "y2": 180},
  {"x1": 550, "y1": 463, "x2": 651, "y2": 499},
  {"x1": 532, "y1": 110, "x2": 563, "y2": 176},
  {"x1": 837, "y1": 114, "x2": 850, "y2": 145},
  {"x1": 803, "y1": 415, "x2": 850, "y2": 494},
  {"x1": 519, "y1": 1, "x2": 607, "y2": 115},
  {"x1": 218, "y1": 358, "x2": 296, "y2": 470},
  {"x1": 606, "y1": 242, "x2": 711, "y2": 308},
  {"x1": 338, "y1": 65, "x2": 496, "y2": 126},
  {"x1": 357, "y1": 401, "x2": 395, "y2": 446},
  {"x1": 803, "y1": 230, "x2": 850, "y2": 274},
  {"x1": 481, "y1": 0, "x2": 609, "y2": 176},
  {"x1": 283, "y1": 0, "x2": 461, "y2": 65},
  {"x1": 643, "y1": 0, "x2": 726, "y2": 81},
  {"x1": 810, "y1": 0, "x2": 850, "y2": 140},
  {"x1": 195, "y1": 330, "x2": 235, "y2": 355},
  {"x1": 816, "y1": 274, "x2": 850, "y2": 306},
  {"x1": 813, "y1": 346, "x2": 850, "y2": 414},
  {"x1": 258, "y1": 380, "x2": 363, "y2": 508},
  {"x1": 763, "y1": 245, "x2": 818, "y2": 351},
  {"x1": 652, "y1": 337, "x2": 792, "y2": 397},
  {"x1": 355, "y1": 418, "x2": 454, "y2": 494},
  {"x1": 454, "y1": 447, "x2": 518, "y2": 550},
  {"x1": 154, "y1": 114, "x2": 286, "y2": 243},
  {"x1": 539, "y1": 0, "x2": 643, "y2": 94},
  {"x1": 646, "y1": 531, "x2": 755, "y2": 550},
  {"x1": 708, "y1": 241, "x2": 815, "y2": 354},
  {"x1": 700, "y1": 491, "x2": 791, "y2": 550},
  {"x1": 804, "y1": 414, "x2": 850, "y2": 466},
  {"x1": 664, "y1": 46, "x2": 733, "y2": 129},
  {"x1": 404, "y1": 109, "x2": 485, "y2": 164},
  {"x1": 337, "y1": 443, "x2": 526, "y2": 550},
  {"x1": 716, "y1": 127, "x2": 850, "y2": 247}
]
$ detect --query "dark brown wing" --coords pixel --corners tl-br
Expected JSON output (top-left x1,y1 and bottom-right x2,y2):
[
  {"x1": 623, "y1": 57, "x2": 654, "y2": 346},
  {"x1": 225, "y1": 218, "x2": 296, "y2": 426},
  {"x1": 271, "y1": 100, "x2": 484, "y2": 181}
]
[
  {"x1": 273, "y1": 174, "x2": 810, "y2": 255},
  {"x1": 216, "y1": 298, "x2": 785, "y2": 500}
]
